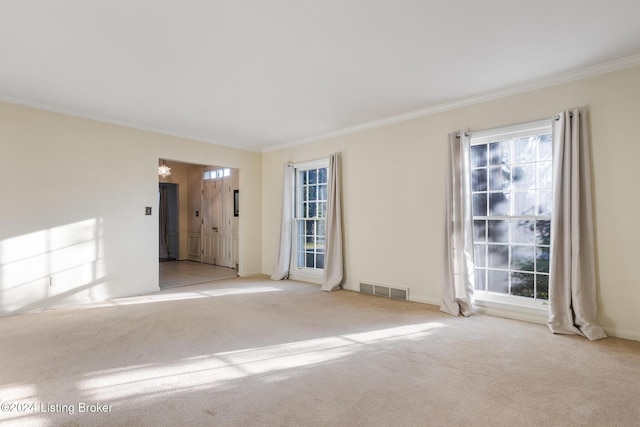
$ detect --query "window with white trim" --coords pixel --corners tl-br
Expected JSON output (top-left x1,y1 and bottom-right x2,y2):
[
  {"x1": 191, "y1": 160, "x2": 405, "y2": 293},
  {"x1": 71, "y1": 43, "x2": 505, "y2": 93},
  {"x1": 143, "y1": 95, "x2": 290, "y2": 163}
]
[
  {"x1": 293, "y1": 159, "x2": 328, "y2": 274},
  {"x1": 203, "y1": 168, "x2": 230, "y2": 180},
  {"x1": 470, "y1": 121, "x2": 552, "y2": 307}
]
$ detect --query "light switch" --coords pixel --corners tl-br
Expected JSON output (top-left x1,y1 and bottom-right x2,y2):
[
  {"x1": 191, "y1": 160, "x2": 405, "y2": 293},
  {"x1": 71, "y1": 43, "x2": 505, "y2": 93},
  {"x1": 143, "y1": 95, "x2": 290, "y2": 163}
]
[{"x1": 145, "y1": 207, "x2": 152, "y2": 215}]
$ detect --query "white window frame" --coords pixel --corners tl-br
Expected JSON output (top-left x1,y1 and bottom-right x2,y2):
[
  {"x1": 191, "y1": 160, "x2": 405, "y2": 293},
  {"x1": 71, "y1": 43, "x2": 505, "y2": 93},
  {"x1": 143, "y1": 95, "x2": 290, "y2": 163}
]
[
  {"x1": 469, "y1": 119, "x2": 552, "y2": 317},
  {"x1": 289, "y1": 158, "x2": 329, "y2": 280},
  {"x1": 203, "y1": 168, "x2": 230, "y2": 180}
]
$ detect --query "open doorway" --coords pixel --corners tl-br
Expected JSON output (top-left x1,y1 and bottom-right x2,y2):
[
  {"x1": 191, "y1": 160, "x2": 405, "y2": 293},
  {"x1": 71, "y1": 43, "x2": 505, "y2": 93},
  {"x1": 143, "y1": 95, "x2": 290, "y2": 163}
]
[{"x1": 158, "y1": 159, "x2": 239, "y2": 289}]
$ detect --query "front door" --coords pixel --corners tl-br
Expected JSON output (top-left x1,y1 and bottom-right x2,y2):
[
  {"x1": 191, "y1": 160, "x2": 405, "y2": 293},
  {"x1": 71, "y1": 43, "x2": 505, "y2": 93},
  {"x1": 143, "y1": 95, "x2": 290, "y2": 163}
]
[
  {"x1": 202, "y1": 179, "x2": 220, "y2": 264},
  {"x1": 217, "y1": 178, "x2": 233, "y2": 268}
]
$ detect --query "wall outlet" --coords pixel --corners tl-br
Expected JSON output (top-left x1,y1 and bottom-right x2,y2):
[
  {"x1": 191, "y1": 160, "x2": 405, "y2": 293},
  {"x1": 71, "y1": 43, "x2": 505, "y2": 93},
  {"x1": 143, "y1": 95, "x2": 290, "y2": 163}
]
[
  {"x1": 145, "y1": 207, "x2": 152, "y2": 215},
  {"x1": 49, "y1": 276, "x2": 57, "y2": 286}
]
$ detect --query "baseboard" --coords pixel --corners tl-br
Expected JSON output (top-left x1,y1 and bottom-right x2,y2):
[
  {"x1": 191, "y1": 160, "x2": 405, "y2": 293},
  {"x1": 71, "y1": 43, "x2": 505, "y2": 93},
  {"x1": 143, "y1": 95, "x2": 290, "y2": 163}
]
[
  {"x1": 238, "y1": 271, "x2": 262, "y2": 277},
  {"x1": 602, "y1": 326, "x2": 640, "y2": 342}
]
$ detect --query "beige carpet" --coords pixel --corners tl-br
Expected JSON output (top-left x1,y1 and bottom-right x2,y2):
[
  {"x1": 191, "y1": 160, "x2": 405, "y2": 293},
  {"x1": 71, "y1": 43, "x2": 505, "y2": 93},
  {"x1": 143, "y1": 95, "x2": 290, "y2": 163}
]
[{"x1": 0, "y1": 276, "x2": 639, "y2": 426}]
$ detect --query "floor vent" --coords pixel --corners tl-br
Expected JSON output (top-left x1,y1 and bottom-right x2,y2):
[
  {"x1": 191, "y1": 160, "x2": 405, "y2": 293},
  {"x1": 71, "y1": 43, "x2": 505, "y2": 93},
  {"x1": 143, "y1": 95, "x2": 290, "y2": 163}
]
[{"x1": 359, "y1": 282, "x2": 409, "y2": 301}]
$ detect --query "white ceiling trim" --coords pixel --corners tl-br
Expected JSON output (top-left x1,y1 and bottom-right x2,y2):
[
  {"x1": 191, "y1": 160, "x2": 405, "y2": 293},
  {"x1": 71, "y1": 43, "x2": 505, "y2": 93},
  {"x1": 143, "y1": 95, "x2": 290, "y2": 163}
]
[
  {"x1": 0, "y1": 94, "x2": 260, "y2": 153},
  {"x1": 2, "y1": 53, "x2": 640, "y2": 155},
  {"x1": 262, "y1": 53, "x2": 640, "y2": 153}
]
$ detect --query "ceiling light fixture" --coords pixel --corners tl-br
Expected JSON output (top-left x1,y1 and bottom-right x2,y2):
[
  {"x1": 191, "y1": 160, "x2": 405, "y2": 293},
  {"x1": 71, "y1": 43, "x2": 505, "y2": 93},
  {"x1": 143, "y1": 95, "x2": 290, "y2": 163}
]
[{"x1": 158, "y1": 161, "x2": 172, "y2": 178}]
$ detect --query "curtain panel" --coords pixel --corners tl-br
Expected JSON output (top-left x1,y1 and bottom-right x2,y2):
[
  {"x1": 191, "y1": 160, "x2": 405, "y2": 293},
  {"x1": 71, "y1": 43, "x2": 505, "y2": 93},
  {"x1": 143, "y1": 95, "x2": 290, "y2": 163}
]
[
  {"x1": 441, "y1": 132, "x2": 474, "y2": 316},
  {"x1": 548, "y1": 109, "x2": 606, "y2": 340},
  {"x1": 271, "y1": 163, "x2": 294, "y2": 280},
  {"x1": 321, "y1": 153, "x2": 344, "y2": 291}
]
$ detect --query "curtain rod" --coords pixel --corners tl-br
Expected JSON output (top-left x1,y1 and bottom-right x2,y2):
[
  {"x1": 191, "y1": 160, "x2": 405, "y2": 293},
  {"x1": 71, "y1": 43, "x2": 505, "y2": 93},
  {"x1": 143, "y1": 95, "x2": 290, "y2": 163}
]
[{"x1": 456, "y1": 111, "x2": 577, "y2": 138}]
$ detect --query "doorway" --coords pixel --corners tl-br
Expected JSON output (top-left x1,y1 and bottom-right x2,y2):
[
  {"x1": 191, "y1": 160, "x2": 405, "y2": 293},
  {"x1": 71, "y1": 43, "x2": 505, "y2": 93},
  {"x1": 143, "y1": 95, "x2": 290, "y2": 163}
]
[
  {"x1": 158, "y1": 159, "x2": 240, "y2": 288},
  {"x1": 202, "y1": 168, "x2": 234, "y2": 268}
]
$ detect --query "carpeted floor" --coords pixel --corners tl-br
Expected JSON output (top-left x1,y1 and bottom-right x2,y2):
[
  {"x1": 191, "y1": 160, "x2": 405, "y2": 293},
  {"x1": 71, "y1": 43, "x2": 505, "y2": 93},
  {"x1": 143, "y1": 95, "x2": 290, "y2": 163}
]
[{"x1": 0, "y1": 276, "x2": 639, "y2": 426}]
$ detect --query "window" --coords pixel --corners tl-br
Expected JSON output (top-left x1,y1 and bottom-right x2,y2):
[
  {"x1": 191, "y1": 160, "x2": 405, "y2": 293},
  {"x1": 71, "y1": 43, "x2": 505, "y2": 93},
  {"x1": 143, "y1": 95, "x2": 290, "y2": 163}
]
[
  {"x1": 470, "y1": 121, "x2": 552, "y2": 306},
  {"x1": 203, "y1": 168, "x2": 230, "y2": 180},
  {"x1": 293, "y1": 160, "x2": 328, "y2": 274}
]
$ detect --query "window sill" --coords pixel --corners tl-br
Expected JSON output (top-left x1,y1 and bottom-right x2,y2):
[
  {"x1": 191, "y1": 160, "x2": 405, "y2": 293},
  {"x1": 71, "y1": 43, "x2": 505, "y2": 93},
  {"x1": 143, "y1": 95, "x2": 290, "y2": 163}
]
[
  {"x1": 289, "y1": 270, "x2": 323, "y2": 285},
  {"x1": 473, "y1": 297, "x2": 549, "y2": 325}
]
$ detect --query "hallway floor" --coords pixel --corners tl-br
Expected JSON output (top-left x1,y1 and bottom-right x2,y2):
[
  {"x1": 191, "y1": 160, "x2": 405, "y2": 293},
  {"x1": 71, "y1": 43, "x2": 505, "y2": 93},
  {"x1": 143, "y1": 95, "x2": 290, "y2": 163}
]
[{"x1": 159, "y1": 259, "x2": 238, "y2": 289}]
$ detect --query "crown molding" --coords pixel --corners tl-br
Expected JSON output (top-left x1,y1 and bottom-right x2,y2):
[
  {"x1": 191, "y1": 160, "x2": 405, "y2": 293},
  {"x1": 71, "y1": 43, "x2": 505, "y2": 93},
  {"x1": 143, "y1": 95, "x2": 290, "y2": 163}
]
[
  {"x1": 0, "y1": 95, "x2": 260, "y2": 153},
  {"x1": 262, "y1": 53, "x2": 640, "y2": 153}
]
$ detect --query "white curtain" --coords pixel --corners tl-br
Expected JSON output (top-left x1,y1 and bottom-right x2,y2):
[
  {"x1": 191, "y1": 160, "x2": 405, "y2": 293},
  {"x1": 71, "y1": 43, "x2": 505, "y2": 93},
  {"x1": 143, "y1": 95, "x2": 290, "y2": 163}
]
[
  {"x1": 321, "y1": 153, "x2": 343, "y2": 291},
  {"x1": 548, "y1": 109, "x2": 606, "y2": 340},
  {"x1": 441, "y1": 131, "x2": 474, "y2": 316},
  {"x1": 271, "y1": 163, "x2": 295, "y2": 280}
]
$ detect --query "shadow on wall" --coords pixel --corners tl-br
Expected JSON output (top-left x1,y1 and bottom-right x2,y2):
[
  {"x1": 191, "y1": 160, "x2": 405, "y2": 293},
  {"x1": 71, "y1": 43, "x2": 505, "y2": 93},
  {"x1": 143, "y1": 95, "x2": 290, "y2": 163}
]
[{"x1": 0, "y1": 218, "x2": 109, "y2": 315}]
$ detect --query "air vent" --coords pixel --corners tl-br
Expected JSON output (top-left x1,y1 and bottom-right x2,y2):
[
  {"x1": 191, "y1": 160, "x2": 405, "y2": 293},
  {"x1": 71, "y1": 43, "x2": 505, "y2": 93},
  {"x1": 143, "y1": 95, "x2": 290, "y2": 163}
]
[{"x1": 359, "y1": 281, "x2": 409, "y2": 301}]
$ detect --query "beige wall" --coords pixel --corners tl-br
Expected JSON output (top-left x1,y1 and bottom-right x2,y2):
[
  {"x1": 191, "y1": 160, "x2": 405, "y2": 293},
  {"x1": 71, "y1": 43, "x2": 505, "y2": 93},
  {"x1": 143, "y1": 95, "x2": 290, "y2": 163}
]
[
  {"x1": 0, "y1": 102, "x2": 262, "y2": 315},
  {"x1": 262, "y1": 66, "x2": 640, "y2": 341}
]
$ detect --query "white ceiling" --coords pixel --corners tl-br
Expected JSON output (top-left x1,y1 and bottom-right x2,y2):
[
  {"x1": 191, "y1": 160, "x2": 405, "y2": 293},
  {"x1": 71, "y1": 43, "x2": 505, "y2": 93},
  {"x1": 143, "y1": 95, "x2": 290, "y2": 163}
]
[{"x1": 2, "y1": 1, "x2": 640, "y2": 152}]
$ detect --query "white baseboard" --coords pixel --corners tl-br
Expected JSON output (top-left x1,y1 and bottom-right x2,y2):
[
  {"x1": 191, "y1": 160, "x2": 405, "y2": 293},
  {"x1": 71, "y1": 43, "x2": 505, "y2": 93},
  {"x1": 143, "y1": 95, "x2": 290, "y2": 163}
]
[{"x1": 602, "y1": 326, "x2": 640, "y2": 342}]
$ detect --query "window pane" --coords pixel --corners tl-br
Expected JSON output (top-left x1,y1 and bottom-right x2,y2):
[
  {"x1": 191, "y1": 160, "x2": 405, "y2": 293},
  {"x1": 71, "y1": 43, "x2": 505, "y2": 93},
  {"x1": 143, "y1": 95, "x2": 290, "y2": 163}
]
[
  {"x1": 487, "y1": 245, "x2": 508, "y2": 268},
  {"x1": 306, "y1": 253, "x2": 314, "y2": 268},
  {"x1": 538, "y1": 190, "x2": 552, "y2": 216},
  {"x1": 513, "y1": 191, "x2": 536, "y2": 216},
  {"x1": 308, "y1": 202, "x2": 317, "y2": 217},
  {"x1": 319, "y1": 168, "x2": 327, "y2": 183},
  {"x1": 473, "y1": 193, "x2": 487, "y2": 216},
  {"x1": 317, "y1": 202, "x2": 325, "y2": 218},
  {"x1": 297, "y1": 251, "x2": 305, "y2": 267},
  {"x1": 301, "y1": 171, "x2": 308, "y2": 185},
  {"x1": 303, "y1": 202, "x2": 308, "y2": 217},
  {"x1": 538, "y1": 161, "x2": 552, "y2": 188},
  {"x1": 474, "y1": 244, "x2": 486, "y2": 267},
  {"x1": 308, "y1": 169, "x2": 317, "y2": 184},
  {"x1": 309, "y1": 185, "x2": 317, "y2": 201},
  {"x1": 305, "y1": 220, "x2": 315, "y2": 236},
  {"x1": 536, "y1": 220, "x2": 551, "y2": 245},
  {"x1": 511, "y1": 219, "x2": 535, "y2": 244},
  {"x1": 316, "y1": 254, "x2": 325, "y2": 269},
  {"x1": 538, "y1": 134, "x2": 552, "y2": 161},
  {"x1": 488, "y1": 270, "x2": 509, "y2": 294},
  {"x1": 489, "y1": 192, "x2": 510, "y2": 216},
  {"x1": 489, "y1": 141, "x2": 510, "y2": 165},
  {"x1": 536, "y1": 275, "x2": 549, "y2": 300},
  {"x1": 511, "y1": 246, "x2": 534, "y2": 271},
  {"x1": 487, "y1": 220, "x2": 508, "y2": 243},
  {"x1": 318, "y1": 220, "x2": 326, "y2": 236},
  {"x1": 512, "y1": 164, "x2": 535, "y2": 190},
  {"x1": 536, "y1": 247, "x2": 550, "y2": 273},
  {"x1": 473, "y1": 220, "x2": 486, "y2": 242},
  {"x1": 475, "y1": 269, "x2": 486, "y2": 291},
  {"x1": 489, "y1": 166, "x2": 509, "y2": 191},
  {"x1": 472, "y1": 169, "x2": 487, "y2": 192},
  {"x1": 316, "y1": 236, "x2": 325, "y2": 253},
  {"x1": 511, "y1": 272, "x2": 534, "y2": 298},
  {"x1": 471, "y1": 145, "x2": 487, "y2": 168},
  {"x1": 513, "y1": 137, "x2": 536, "y2": 163},
  {"x1": 319, "y1": 184, "x2": 327, "y2": 200}
]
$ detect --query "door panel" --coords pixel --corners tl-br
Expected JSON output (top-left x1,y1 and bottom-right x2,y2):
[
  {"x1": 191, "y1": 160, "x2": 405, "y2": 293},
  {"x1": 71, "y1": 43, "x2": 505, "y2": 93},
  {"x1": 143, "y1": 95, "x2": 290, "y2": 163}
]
[
  {"x1": 217, "y1": 178, "x2": 233, "y2": 268},
  {"x1": 202, "y1": 179, "x2": 219, "y2": 265}
]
